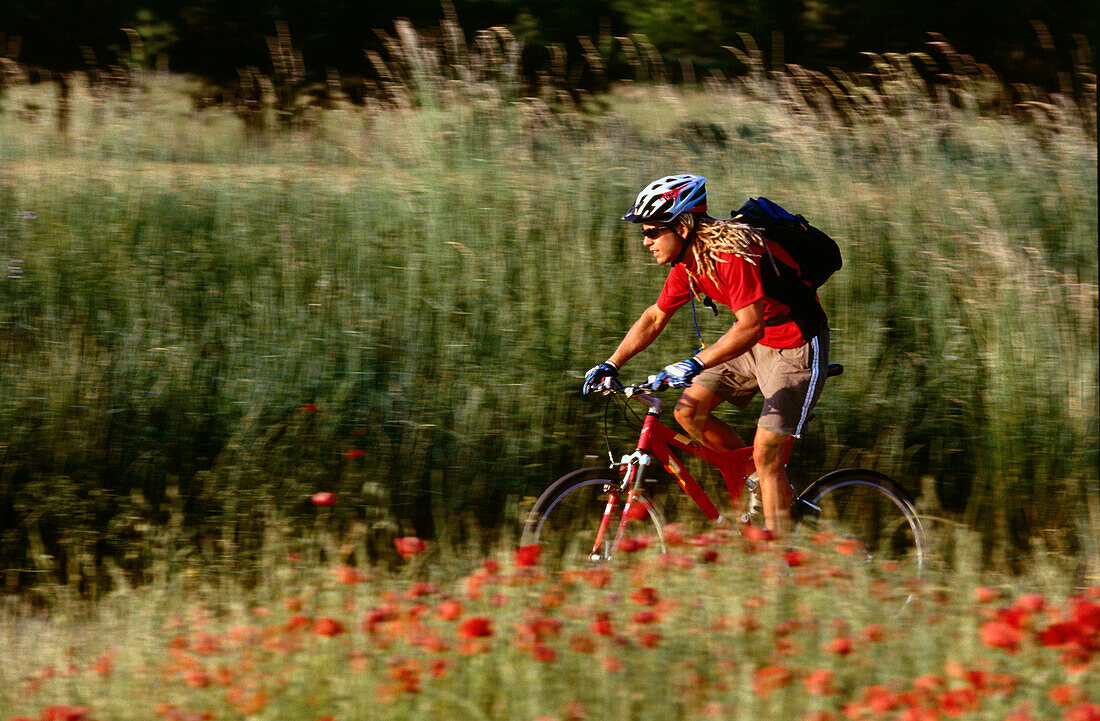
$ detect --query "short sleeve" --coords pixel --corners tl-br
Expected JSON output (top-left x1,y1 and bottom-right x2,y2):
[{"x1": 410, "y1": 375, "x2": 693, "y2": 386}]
[
  {"x1": 656, "y1": 264, "x2": 691, "y2": 313},
  {"x1": 714, "y1": 255, "x2": 764, "y2": 312}
]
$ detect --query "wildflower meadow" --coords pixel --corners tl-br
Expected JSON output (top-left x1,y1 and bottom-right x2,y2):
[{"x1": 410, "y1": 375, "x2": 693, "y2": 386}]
[
  {"x1": 2, "y1": 526, "x2": 1098, "y2": 720},
  {"x1": 0, "y1": 12, "x2": 1096, "y2": 721}
]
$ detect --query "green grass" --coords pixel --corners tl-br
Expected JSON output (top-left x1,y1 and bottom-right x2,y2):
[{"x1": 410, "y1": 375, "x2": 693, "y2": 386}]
[
  {"x1": 0, "y1": 60, "x2": 1095, "y2": 590},
  {"x1": 0, "y1": 532, "x2": 1096, "y2": 721}
]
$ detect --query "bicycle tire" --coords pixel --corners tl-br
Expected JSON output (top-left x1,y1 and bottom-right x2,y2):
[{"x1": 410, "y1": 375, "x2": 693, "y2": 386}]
[
  {"x1": 522, "y1": 467, "x2": 666, "y2": 568},
  {"x1": 791, "y1": 469, "x2": 927, "y2": 603}
]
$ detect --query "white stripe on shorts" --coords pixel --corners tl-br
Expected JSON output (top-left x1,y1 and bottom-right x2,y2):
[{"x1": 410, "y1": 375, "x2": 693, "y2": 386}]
[{"x1": 793, "y1": 334, "x2": 821, "y2": 438}]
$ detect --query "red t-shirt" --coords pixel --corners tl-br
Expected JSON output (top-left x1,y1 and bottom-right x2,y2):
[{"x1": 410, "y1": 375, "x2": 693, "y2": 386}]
[{"x1": 655, "y1": 247, "x2": 808, "y2": 349}]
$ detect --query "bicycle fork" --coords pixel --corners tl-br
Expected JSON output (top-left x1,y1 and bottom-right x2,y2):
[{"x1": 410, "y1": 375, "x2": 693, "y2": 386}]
[{"x1": 589, "y1": 451, "x2": 652, "y2": 561}]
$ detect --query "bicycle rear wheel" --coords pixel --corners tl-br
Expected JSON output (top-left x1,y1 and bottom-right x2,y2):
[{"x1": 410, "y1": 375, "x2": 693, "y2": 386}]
[
  {"x1": 522, "y1": 467, "x2": 665, "y2": 569},
  {"x1": 791, "y1": 469, "x2": 926, "y2": 604}
]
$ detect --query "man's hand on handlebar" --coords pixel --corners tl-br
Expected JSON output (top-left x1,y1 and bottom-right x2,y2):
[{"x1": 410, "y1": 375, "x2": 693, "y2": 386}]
[
  {"x1": 582, "y1": 361, "x2": 622, "y2": 395},
  {"x1": 648, "y1": 356, "x2": 705, "y2": 391}
]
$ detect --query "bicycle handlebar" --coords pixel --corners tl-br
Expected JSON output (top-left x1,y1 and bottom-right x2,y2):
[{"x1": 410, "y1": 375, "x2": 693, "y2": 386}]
[
  {"x1": 599, "y1": 378, "x2": 666, "y2": 397},
  {"x1": 593, "y1": 363, "x2": 843, "y2": 403}
]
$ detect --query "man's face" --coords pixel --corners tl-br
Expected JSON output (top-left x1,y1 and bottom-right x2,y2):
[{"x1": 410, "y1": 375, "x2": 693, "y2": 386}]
[{"x1": 641, "y1": 224, "x2": 683, "y2": 265}]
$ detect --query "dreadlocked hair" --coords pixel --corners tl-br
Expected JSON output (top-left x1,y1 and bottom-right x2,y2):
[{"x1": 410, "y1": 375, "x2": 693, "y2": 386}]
[{"x1": 675, "y1": 213, "x2": 776, "y2": 293}]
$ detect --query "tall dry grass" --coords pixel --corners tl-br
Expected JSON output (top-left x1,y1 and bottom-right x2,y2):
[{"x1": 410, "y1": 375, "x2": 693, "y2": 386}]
[{"x1": 0, "y1": 21, "x2": 1095, "y2": 592}]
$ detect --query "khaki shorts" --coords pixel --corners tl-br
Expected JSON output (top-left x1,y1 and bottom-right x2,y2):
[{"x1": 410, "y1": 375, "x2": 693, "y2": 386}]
[{"x1": 693, "y1": 327, "x2": 830, "y2": 437}]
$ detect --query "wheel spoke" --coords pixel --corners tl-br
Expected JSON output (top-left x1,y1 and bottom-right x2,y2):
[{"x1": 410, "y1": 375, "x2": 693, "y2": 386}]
[
  {"x1": 792, "y1": 471, "x2": 926, "y2": 610},
  {"x1": 523, "y1": 474, "x2": 665, "y2": 570}
]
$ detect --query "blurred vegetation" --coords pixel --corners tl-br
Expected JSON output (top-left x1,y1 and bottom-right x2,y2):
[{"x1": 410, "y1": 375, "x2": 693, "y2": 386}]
[
  {"x1": 1, "y1": 525, "x2": 1095, "y2": 720},
  {"x1": 0, "y1": 0, "x2": 1095, "y2": 87},
  {"x1": 0, "y1": 16, "x2": 1095, "y2": 595}
]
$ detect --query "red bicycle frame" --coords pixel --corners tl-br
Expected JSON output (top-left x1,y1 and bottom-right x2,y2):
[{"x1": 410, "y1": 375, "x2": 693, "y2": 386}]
[
  {"x1": 592, "y1": 397, "x2": 793, "y2": 557},
  {"x1": 640, "y1": 412, "x2": 792, "y2": 519}
]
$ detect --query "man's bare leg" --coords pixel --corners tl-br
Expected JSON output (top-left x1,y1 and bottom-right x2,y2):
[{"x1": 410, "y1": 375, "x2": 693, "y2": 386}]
[
  {"x1": 673, "y1": 385, "x2": 742, "y2": 452},
  {"x1": 753, "y1": 426, "x2": 793, "y2": 536}
]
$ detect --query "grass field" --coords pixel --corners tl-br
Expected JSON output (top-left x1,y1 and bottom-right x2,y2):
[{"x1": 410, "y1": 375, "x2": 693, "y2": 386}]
[
  {"x1": 1, "y1": 62, "x2": 1095, "y2": 582},
  {"x1": 1, "y1": 530, "x2": 1097, "y2": 720},
  {"x1": 0, "y1": 22, "x2": 1096, "y2": 721}
]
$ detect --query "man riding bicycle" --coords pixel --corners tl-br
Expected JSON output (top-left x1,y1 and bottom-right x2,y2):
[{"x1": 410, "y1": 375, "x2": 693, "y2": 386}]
[{"x1": 582, "y1": 174, "x2": 830, "y2": 537}]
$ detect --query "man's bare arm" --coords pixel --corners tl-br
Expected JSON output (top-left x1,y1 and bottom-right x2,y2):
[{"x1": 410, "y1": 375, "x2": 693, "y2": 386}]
[
  {"x1": 607, "y1": 304, "x2": 673, "y2": 369},
  {"x1": 693, "y1": 300, "x2": 765, "y2": 368}
]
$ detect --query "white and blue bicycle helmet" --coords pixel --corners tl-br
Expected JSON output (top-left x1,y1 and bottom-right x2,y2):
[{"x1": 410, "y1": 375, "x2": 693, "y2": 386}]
[{"x1": 622, "y1": 174, "x2": 708, "y2": 224}]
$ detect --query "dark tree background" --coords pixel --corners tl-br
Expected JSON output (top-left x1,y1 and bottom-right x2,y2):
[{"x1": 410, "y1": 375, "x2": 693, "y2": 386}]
[{"x1": 0, "y1": 0, "x2": 1095, "y2": 85}]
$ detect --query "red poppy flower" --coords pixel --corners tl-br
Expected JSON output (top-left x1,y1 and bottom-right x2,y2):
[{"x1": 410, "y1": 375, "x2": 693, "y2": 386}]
[
  {"x1": 1012, "y1": 593, "x2": 1045, "y2": 614},
  {"x1": 862, "y1": 624, "x2": 885, "y2": 642},
  {"x1": 531, "y1": 643, "x2": 557, "y2": 662},
  {"x1": 436, "y1": 599, "x2": 463, "y2": 622},
  {"x1": 835, "y1": 538, "x2": 863, "y2": 555},
  {"x1": 569, "y1": 635, "x2": 597, "y2": 654},
  {"x1": 90, "y1": 650, "x2": 115, "y2": 676},
  {"x1": 623, "y1": 502, "x2": 649, "y2": 521},
  {"x1": 629, "y1": 587, "x2": 658, "y2": 606},
  {"x1": 302, "y1": 403, "x2": 318, "y2": 412},
  {"x1": 995, "y1": 606, "x2": 1029, "y2": 629},
  {"x1": 344, "y1": 448, "x2": 365, "y2": 458},
  {"x1": 802, "y1": 668, "x2": 835, "y2": 696},
  {"x1": 591, "y1": 613, "x2": 614, "y2": 637},
  {"x1": 1071, "y1": 598, "x2": 1100, "y2": 634},
  {"x1": 617, "y1": 537, "x2": 650, "y2": 552},
  {"x1": 311, "y1": 491, "x2": 338, "y2": 506},
  {"x1": 636, "y1": 630, "x2": 661, "y2": 648},
  {"x1": 938, "y1": 688, "x2": 978, "y2": 717},
  {"x1": 980, "y1": 620, "x2": 1023, "y2": 653},
  {"x1": 741, "y1": 525, "x2": 774, "y2": 542},
  {"x1": 405, "y1": 582, "x2": 437, "y2": 598},
  {"x1": 334, "y1": 565, "x2": 366, "y2": 585},
  {"x1": 1063, "y1": 702, "x2": 1100, "y2": 721},
  {"x1": 285, "y1": 613, "x2": 311, "y2": 631},
  {"x1": 752, "y1": 665, "x2": 793, "y2": 699},
  {"x1": 1049, "y1": 685, "x2": 1084, "y2": 707},
  {"x1": 825, "y1": 637, "x2": 853, "y2": 656},
  {"x1": 190, "y1": 633, "x2": 221, "y2": 655},
  {"x1": 783, "y1": 550, "x2": 806, "y2": 567},
  {"x1": 972, "y1": 586, "x2": 999, "y2": 603},
  {"x1": 184, "y1": 670, "x2": 212, "y2": 688},
  {"x1": 314, "y1": 617, "x2": 345, "y2": 637},
  {"x1": 457, "y1": 616, "x2": 493, "y2": 639},
  {"x1": 515, "y1": 544, "x2": 542, "y2": 568},
  {"x1": 41, "y1": 707, "x2": 92, "y2": 721},
  {"x1": 361, "y1": 605, "x2": 398, "y2": 634},
  {"x1": 394, "y1": 536, "x2": 427, "y2": 558},
  {"x1": 665, "y1": 525, "x2": 686, "y2": 546}
]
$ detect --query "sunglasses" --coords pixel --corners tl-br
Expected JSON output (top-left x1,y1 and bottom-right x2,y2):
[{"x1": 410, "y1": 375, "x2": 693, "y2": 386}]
[{"x1": 641, "y1": 226, "x2": 669, "y2": 239}]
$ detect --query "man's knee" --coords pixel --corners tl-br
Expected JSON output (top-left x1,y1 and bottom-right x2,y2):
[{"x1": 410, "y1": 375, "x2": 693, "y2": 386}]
[
  {"x1": 752, "y1": 432, "x2": 787, "y2": 470},
  {"x1": 673, "y1": 395, "x2": 707, "y2": 434}
]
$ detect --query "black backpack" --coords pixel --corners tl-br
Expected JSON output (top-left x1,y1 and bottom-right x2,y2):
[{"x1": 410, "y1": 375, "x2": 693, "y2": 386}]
[
  {"x1": 731, "y1": 198, "x2": 842, "y2": 288},
  {"x1": 730, "y1": 198, "x2": 841, "y2": 340}
]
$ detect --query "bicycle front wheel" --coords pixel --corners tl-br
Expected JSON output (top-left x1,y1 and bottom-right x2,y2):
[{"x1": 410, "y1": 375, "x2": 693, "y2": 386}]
[
  {"x1": 522, "y1": 467, "x2": 666, "y2": 569},
  {"x1": 792, "y1": 469, "x2": 927, "y2": 602}
]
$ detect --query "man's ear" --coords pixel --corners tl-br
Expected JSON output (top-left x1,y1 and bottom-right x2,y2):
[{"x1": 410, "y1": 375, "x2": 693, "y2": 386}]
[{"x1": 675, "y1": 222, "x2": 691, "y2": 240}]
